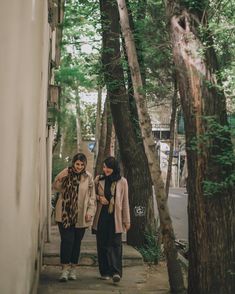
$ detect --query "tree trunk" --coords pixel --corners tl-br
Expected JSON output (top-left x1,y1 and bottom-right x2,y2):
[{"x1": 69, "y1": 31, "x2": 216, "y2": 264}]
[
  {"x1": 52, "y1": 124, "x2": 61, "y2": 154},
  {"x1": 95, "y1": 95, "x2": 113, "y2": 175},
  {"x1": 100, "y1": 0, "x2": 155, "y2": 247},
  {"x1": 125, "y1": 0, "x2": 146, "y2": 87},
  {"x1": 165, "y1": 2, "x2": 235, "y2": 293},
  {"x1": 103, "y1": 97, "x2": 113, "y2": 159},
  {"x1": 136, "y1": 0, "x2": 147, "y2": 87},
  {"x1": 117, "y1": 0, "x2": 185, "y2": 292},
  {"x1": 75, "y1": 88, "x2": 82, "y2": 152},
  {"x1": 110, "y1": 124, "x2": 116, "y2": 156},
  {"x1": 165, "y1": 77, "x2": 178, "y2": 197},
  {"x1": 94, "y1": 97, "x2": 108, "y2": 176},
  {"x1": 94, "y1": 86, "x2": 102, "y2": 163},
  {"x1": 59, "y1": 129, "x2": 65, "y2": 159}
]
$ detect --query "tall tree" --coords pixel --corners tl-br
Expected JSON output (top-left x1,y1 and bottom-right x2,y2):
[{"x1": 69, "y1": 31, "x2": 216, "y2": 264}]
[
  {"x1": 94, "y1": 86, "x2": 103, "y2": 165},
  {"x1": 103, "y1": 97, "x2": 113, "y2": 159},
  {"x1": 165, "y1": 0, "x2": 235, "y2": 292},
  {"x1": 117, "y1": 0, "x2": 185, "y2": 292},
  {"x1": 94, "y1": 97, "x2": 108, "y2": 176},
  {"x1": 125, "y1": 0, "x2": 147, "y2": 87},
  {"x1": 165, "y1": 76, "x2": 178, "y2": 198},
  {"x1": 99, "y1": 0, "x2": 155, "y2": 247},
  {"x1": 94, "y1": 95, "x2": 113, "y2": 176},
  {"x1": 75, "y1": 84, "x2": 82, "y2": 152}
]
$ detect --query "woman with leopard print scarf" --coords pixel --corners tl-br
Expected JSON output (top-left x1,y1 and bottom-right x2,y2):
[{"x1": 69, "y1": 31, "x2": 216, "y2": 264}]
[{"x1": 53, "y1": 153, "x2": 96, "y2": 282}]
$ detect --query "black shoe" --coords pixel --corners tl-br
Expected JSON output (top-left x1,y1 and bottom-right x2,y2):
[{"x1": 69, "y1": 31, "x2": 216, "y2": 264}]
[{"x1": 112, "y1": 274, "x2": 121, "y2": 283}]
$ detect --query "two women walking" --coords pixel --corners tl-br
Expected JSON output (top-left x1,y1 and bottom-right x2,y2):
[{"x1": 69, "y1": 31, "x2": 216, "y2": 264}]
[{"x1": 53, "y1": 153, "x2": 130, "y2": 283}]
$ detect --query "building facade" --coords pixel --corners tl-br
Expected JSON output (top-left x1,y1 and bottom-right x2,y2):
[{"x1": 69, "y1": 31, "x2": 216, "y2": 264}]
[
  {"x1": 148, "y1": 103, "x2": 186, "y2": 187},
  {"x1": 0, "y1": 1, "x2": 63, "y2": 293}
]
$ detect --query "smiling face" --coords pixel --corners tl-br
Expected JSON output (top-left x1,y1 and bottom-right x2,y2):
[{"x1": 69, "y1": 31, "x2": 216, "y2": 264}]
[
  {"x1": 73, "y1": 160, "x2": 85, "y2": 173},
  {"x1": 103, "y1": 163, "x2": 113, "y2": 176}
]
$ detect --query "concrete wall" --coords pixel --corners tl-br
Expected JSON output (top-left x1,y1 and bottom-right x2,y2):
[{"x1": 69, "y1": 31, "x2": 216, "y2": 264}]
[{"x1": 0, "y1": 1, "x2": 51, "y2": 293}]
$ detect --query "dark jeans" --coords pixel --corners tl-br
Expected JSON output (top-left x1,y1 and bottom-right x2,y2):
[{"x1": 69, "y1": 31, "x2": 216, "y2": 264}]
[
  {"x1": 58, "y1": 223, "x2": 86, "y2": 264},
  {"x1": 96, "y1": 211, "x2": 122, "y2": 277}
]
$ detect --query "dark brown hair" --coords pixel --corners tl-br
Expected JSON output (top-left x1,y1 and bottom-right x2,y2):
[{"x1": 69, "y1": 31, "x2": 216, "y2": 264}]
[{"x1": 72, "y1": 153, "x2": 87, "y2": 167}]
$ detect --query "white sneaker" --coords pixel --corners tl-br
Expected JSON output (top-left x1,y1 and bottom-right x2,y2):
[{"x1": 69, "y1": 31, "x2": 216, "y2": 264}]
[
  {"x1": 100, "y1": 275, "x2": 110, "y2": 280},
  {"x1": 59, "y1": 269, "x2": 69, "y2": 282},
  {"x1": 69, "y1": 268, "x2": 77, "y2": 280}
]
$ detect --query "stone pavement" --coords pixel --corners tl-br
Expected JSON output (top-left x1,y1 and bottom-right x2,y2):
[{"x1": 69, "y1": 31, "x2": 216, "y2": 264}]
[
  {"x1": 37, "y1": 263, "x2": 169, "y2": 294},
  {"x1": 38, "y1": 225, "x2": 170, "y2": 293}
]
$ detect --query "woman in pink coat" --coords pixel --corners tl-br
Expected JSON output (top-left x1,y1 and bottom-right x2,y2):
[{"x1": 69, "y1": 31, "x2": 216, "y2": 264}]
[{"x1": 92, "y1": 156, "x2": 130, "y2": 283}]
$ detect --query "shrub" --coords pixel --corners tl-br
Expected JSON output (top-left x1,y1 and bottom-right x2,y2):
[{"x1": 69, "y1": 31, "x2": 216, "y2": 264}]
[{"x1": 138, "y1": 230, "x2": 162, "y2": 264}]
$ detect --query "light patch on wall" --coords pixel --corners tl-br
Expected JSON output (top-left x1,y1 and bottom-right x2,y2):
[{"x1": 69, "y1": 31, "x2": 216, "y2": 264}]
[
  {"x1": 32, "y1": 0, "x2": 36, "y2": 21},
  {"x1": 15, "y1": 126, "x2": 23, "y2": 207}
]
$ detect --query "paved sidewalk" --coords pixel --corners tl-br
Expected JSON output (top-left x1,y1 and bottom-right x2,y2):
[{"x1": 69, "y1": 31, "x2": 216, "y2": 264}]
[
  {"x1": 38, "y1": 225, "x2": 170, "y2": 293},
  {"x1": 38, "y1": 263, "x2": 169, "y2": 294}
]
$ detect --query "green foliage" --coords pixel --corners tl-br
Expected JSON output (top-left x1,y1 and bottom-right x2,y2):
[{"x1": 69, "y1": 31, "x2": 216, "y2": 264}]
[
  {"x1": 181, "y1": 0, "x2": 207, "y2": 13},
  {"x1": 208, "y1": 0, "x2": 235, "y2": 63},
  {"x1": 55, "y1": 64, "x2": 93, "y2": 88},
  {"x1": 190, "y1": 116, "x2": 233, "y2": 152},
  {"x1": 53, "y1": 0, "x2": 102, "y2": 155},
  {"x1": 144, "y1": 2, "x2": 174, "y2": 102},
  {"x1": 57, "y1": 0, "x2": 235, "y2": 163},
  {"x1": 128, "y1": 0, "x2": 174, "y2": 104},
  {"x1": 206, "y1": 1, "x2": 235, "y2": 114},
  {"x1": 190, "y1": 118, "x2": 231, "y2": 154},
  {"x1": 80, "y1": 101, "x2": 96, "y2": 140},
  {"x1": 138, "y1": 230, "x2": 162, "y2": 264},
  {"x1": 203, "y1": 173, "x2": 235, "y2": 197},
  {"x1": 52, "y1": 156, "x2": 69, "y2": 181},
  {"x1": 189, "y1": 116, "x2": 235, "y2": 197},
  {"x1": 65, "y1": 112, "x2": 77, "y2": 145}
]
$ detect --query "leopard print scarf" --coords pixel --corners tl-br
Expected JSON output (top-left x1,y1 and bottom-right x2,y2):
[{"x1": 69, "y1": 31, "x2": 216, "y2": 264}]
[{"x1": 61, "y1": 167, "x2": 85, "y2": 228}]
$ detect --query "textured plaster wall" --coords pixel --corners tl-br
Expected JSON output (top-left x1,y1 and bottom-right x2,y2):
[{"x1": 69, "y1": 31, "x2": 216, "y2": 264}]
[{"x1": 0, "y1": 1, "x2": 50, "y2": 293}]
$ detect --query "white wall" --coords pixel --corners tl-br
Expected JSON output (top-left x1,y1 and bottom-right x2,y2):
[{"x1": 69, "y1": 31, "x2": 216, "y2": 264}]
[{"x1": 0, "y1": 1, "x2": 51, "y2": 293}]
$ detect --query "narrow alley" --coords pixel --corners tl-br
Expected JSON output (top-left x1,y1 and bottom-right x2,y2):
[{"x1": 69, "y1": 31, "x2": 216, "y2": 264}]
[{"x1": 1, "y1": 1, "x2": 234, "y2": 293}]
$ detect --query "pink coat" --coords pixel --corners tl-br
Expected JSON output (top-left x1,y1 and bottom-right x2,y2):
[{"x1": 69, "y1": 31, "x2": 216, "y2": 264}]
[{"x1": 92, "y1": 176, "x2": 130, "y2": 233}]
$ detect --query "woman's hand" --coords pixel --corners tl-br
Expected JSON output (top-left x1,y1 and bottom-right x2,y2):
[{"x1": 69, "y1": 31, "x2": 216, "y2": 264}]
[
  {"x1": 124, "y1": 223, "x2": 131, "y2": 231},
  {"x1": 99, "y1": 196, "x2": 109, "y2": 205},
  {"x1": 85, "y1": 214, "x2": 92, "y2": 222}
]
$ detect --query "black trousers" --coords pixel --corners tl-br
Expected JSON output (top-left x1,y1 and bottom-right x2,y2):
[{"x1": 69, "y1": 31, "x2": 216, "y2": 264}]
[
  {"x1": 96, "y1": 212, "x2": 122, "y2": 277},
  {"x1": 58, "y1": 223, "x2": 86, "y2": 264}
]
